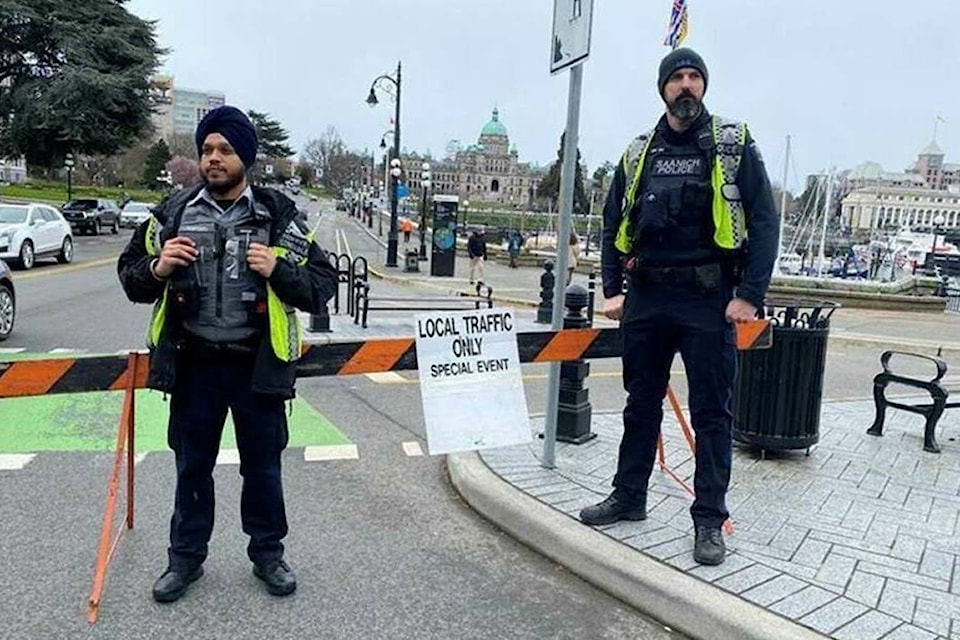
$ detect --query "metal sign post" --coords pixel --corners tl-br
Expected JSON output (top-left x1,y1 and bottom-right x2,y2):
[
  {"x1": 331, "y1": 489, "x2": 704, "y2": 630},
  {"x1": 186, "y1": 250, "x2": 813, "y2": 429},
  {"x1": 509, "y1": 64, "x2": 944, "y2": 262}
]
[{"x1": 543, "y1": 0, "x2": 594, "y2": 469}]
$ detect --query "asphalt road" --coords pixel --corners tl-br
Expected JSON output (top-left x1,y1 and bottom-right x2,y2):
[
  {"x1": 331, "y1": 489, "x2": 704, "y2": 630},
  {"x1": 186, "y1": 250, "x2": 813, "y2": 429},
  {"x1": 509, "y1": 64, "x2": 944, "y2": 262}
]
[{"x1": 1, "y1": 195, "x2": 682, "y2": 640}]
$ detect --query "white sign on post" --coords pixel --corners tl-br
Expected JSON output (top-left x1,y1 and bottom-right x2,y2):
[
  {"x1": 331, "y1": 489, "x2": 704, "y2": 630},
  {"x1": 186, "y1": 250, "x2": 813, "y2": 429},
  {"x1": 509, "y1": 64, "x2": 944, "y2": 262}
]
[
  {"x1": 416, "y1": 308, "x2": 530, "y2": 455},
  {"x1": 550, "y1": 0, "x2": 594, "y2": 74}
]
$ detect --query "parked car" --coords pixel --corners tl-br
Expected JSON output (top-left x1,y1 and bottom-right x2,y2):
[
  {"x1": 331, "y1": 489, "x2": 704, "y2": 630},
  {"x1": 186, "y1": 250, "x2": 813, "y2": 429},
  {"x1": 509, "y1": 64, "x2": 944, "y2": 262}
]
[
  {"x1": 0, "y1": 259, "x2": 13, "y2": 341},
  {"x1": 61, "y1": 198, "x2": 120, "y2": 235},
  {"x1": 119, "y1": 201, "x2": 154, "y2": 229},
  {"x1": 0, "y1": 203, "x2": 74, "y2": 270}
]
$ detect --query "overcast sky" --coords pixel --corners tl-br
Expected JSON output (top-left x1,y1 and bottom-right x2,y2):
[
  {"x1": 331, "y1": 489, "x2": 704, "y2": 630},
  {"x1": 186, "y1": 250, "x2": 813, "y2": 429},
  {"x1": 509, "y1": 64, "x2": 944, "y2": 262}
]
[{"x1": 127, "y1": 0, "x2": 959, "y2": 192}]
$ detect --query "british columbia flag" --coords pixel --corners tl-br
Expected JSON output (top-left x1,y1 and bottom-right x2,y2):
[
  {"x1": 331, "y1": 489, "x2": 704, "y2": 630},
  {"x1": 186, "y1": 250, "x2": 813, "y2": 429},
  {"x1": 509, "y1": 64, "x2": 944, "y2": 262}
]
[{"x1": 664, "y1": 0, "x2": 689, "y2": 49}]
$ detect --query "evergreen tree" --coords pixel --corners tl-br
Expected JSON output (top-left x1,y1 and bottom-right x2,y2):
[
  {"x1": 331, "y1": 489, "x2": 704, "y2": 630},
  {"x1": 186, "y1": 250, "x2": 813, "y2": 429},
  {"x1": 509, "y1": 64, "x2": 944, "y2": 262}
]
[
  {"x1": 0, "y1": 0, "x2": 164, "y2": 171},
  {"x1": 142, "y1": 138, "x2": 171, "y2": 189},
  {"x1": 536, "y1": 133, "x2": 590, "y2": 214}
]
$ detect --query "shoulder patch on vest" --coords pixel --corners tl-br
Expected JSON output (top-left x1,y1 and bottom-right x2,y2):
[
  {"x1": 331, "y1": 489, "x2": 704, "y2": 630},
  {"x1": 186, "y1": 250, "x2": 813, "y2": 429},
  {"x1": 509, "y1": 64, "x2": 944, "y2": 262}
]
[{"x1": 278, "y1": 219, "x2": 310, "y2": 263}]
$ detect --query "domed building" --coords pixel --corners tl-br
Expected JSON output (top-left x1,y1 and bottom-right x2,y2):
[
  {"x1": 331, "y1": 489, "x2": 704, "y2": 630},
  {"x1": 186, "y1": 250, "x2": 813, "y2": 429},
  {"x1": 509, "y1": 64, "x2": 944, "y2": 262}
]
[{"x1": 404, "y1": 108, "x2": 545, "y2": 208}]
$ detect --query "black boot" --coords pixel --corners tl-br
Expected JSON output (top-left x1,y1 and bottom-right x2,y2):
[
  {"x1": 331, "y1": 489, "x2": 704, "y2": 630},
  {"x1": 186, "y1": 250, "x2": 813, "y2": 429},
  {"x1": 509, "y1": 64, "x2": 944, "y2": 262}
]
[
  {"x1": 693, "y1": 526, "x2": 726, "y2": 565},
  {"x1": 152, "y1": 566, "x2": 203, "y2": 603},
  {"x1": 579, "y1": 489, "x2": 647, "y2": 526},
  {"x1": 253, "y1": 559, "x2": 297, "y2": 596}
]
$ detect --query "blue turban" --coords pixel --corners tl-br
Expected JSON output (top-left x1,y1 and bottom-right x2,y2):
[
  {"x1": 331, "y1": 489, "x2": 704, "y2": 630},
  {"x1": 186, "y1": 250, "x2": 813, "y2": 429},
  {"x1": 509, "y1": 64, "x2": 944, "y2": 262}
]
[{"x1": 195, "y1": 106, "x2": 259, "y2": 169}]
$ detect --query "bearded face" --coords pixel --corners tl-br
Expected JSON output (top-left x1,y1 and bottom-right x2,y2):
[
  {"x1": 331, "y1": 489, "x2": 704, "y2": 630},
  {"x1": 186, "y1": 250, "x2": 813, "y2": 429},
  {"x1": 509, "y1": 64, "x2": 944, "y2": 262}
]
[{"x1": 663, "y1": 69, "x2": 705, "y2": 125}]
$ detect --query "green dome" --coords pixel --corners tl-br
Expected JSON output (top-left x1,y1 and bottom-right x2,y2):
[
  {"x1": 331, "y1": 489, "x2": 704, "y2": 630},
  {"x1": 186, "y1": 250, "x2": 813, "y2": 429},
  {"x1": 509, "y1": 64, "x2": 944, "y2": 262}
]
[{"x1": 480, "y1": 108, "x2": 508, "y2": 138}]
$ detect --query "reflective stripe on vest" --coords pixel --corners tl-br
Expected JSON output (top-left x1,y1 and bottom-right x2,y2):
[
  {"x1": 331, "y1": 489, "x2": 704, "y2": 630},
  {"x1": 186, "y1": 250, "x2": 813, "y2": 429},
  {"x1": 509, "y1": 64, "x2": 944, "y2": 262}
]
[
  {"x1": 145, "y1": 215, "x2": 166, "y2": 349},
  {"x1": 614, "y1": 116, "x2": 748, "y2": 254},
  {"x1": 267, "y1": 244, "x2": 306, "y2": 362}
]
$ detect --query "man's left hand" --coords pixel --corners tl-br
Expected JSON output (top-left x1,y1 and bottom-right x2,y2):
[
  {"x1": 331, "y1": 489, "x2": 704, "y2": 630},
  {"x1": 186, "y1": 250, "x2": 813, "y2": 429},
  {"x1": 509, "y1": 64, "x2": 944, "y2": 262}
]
[
  {"x1": 725, "y1": 298, "x2": 758, "y2": 323},
  {"x1": 247, "y1": 243, "x2": 277, "y2": 278}
]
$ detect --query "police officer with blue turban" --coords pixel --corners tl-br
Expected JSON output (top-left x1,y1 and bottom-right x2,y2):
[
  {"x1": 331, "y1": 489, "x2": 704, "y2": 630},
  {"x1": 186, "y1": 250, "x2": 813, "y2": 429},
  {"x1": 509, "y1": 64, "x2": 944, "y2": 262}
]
[{"x1": 118, "y1": 106, "x2": 338, "y2": 601}]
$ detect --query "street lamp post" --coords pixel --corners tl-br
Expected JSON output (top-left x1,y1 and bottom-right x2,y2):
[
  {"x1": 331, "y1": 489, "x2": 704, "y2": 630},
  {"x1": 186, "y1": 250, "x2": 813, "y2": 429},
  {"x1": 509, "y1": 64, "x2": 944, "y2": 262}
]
[
  {"x1": 367, "y1": 61, "x2": 402, "y2": 267},
  {"x1": 419, "y1": 162, "x2": 431, "y2": 260},
  {"x1": 378, "y1": 180, "x2": 385, "y2": 236},
  {"x1": 462, "y1": 200, "x2": 470, "y2": 234},
  {"x1": 64, "y1": 153, "x2": 75, "y2": 202}
]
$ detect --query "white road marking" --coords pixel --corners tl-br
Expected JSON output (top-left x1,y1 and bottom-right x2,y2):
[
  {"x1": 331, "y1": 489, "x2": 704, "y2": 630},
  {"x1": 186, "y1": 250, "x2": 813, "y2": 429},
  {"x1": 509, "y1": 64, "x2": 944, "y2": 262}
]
[
  {"x1": 0, "y1": 454, "x2": 36, "y2": 470},
  {"x1": 0, "y1": 348, "x2": 26, "y2": 355},
  {"x1": 339, "y1": 228, "x2": 353, "y2": 260},
  {"x1": 48, "y1": 348, "x2": 78, "y2": 354},
  {"x1": 303, "y1": 444, "x2": 359, "y2": 462},
  {"x1": 365, "y1": 372, "x2": 408, "y2": 384},
  {"x1": 134, "y1": 453, "x2": 148, "y2": 466},
  {"x1": 216, "y1": 449, "x2": 241, "y2": 465},
  {"x1": 402, "y1": 442, "x2": 424, "y2": 457}
]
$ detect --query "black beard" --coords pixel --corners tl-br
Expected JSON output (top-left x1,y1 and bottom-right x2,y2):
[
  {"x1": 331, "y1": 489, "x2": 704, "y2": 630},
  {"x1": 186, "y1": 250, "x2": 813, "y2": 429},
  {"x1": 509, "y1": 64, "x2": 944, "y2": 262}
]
[
  {"x1": 667, "y1": 95, "x2": 702, "y2": 123},
  {"x1": 202, "y1": 168, "x2": 245, "y2": 196}
]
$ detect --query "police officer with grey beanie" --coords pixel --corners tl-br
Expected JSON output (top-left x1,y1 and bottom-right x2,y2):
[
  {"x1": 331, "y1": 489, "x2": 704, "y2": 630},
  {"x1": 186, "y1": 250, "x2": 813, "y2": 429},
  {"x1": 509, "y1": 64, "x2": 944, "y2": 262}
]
[
  {"x1": 118, "y1": 106, "x2": 338, "y2": 601},
  {"x1": 580, "y1": 49, "x2": 778, "y2": 566}
]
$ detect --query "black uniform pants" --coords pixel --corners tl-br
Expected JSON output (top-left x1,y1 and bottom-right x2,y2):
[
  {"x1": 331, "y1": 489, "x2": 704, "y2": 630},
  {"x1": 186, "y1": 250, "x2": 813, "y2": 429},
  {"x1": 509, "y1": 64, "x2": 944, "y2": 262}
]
[
  {"x1": 614, "y1": 280, "x2": 737, "y2": 529},
  {"x1": 166, "y1": 345, "x2": 289, "y2": 572}
]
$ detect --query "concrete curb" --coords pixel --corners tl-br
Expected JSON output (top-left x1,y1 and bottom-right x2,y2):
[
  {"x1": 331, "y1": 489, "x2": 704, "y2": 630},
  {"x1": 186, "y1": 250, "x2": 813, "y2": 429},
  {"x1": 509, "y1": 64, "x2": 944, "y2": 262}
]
[{"x1": 447, "y1": 451, "x2": 825, "y2": 640}]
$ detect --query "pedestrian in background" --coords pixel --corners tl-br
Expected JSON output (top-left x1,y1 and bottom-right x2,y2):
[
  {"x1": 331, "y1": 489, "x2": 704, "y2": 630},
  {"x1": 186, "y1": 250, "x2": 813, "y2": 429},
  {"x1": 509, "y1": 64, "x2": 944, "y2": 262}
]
[{"x1": 468, "y1": 229, "x2": 487, "y2": 284}]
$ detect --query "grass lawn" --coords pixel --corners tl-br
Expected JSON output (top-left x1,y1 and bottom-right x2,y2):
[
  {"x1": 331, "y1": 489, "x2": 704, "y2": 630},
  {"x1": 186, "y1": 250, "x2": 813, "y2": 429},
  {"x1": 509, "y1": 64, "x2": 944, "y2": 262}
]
[{"x1": 0, "y1": 180, "x2": 163, "y2": 206}]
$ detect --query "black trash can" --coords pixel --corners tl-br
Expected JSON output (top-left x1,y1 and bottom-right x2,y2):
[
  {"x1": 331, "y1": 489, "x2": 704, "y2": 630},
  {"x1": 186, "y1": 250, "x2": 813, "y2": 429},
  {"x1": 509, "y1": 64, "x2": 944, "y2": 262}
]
[
  {"x1": 404, "y1": 250, "x2": 420, "y2": 273},
  {"x1": 733, "y1": 298, "x2": 841, "y2": 452}
]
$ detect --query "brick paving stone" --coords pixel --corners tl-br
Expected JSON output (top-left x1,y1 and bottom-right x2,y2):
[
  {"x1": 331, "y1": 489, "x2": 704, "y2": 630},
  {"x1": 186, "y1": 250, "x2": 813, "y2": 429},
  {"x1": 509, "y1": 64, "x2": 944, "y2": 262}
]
[
  {"x1": 799, "y1": 597, "x2": 869, "y2": 635},
  {"x1": 878, "y1": 583, "x2": 919, "y2": 622},
  {"x1": 913, "y1": 602, "x2": 951, "y2": 637},
  {"x1": 832, "y1": 544, "x2": 920, "y2": 574},
  {"x1": 815, "y1": 552, "x2": 858, "y2": 588},
  {"x1": 845, "y1": 570, "x2": 886, "y2": 607},
  {"x1": 880, "y1": 624, "x2": 938, "y2": 640},
  {"x1": 881, "y1": 482, "x2": 912, "y2": 506},
  {"x1": 687, "y1": 552, "x2": 756, "y2": 582},
  {"x1": 893, "y1": 537, "x2": 929, "y2": 563},
  {"x1": 741, "y1": 574, "x2": 809, "y2": 607},
  {"x1": 920, "y1": 549, "x2": 956, "y2": 582},
  {"x1": 860, "y1": 561, "x2": 951, "y2": 591},
  {"x1": 641, "y1": 536, "x2": 693, "y2": 560},
  {"x1": 618, "y1": 524, "x2": 684, "y2": 548},
  {"x1": 832, "y1": 610, "x2": 902, "y2": 640},
  {"x1": 713, "y1": 564, "x2": 781, "y2": 594}
]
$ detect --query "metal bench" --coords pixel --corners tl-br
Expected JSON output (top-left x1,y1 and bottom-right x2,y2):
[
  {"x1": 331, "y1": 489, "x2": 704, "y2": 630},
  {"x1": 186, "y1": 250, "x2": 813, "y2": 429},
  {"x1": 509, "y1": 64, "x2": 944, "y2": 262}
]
[
  {"x1": 353, "y1": 283, "x2": 494, "y2": 328},
  {"x1": 867, "y1": 350, "x2": 960, "y2": 453}
]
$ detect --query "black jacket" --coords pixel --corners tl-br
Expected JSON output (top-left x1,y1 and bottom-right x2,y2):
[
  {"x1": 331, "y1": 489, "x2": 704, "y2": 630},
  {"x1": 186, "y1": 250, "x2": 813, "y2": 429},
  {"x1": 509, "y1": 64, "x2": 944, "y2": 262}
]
[
  {"x1": 117, "y1": 184, "x2": 338, "y2": 397},
  {"x1": 600, "y1": 112, "x2": 778, "y2": 308},
  {"x1": 468, "y1": 234, "x2": 487, "y2": 259}
]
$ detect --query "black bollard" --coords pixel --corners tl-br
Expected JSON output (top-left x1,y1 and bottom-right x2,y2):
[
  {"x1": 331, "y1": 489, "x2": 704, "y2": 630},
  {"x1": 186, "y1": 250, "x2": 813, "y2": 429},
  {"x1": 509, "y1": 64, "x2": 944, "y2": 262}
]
[
  {"x1": 586, "y1": 270, "x2": 597, "y2": 328},
  {"x1": 556, "y1": 283, "x2": 596, "y2": 444},
  {"x1": 309, "y1": 302, "x2": 332, "y2": 333},
  {"x1": 535, "y1": 260, "x2": 555, "y2": 324}
]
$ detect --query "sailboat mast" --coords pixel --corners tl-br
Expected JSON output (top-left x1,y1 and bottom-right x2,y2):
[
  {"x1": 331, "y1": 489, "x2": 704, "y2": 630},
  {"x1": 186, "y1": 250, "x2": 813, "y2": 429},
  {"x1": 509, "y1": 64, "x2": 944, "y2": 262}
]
[
  {"x1": 818, "y1": 168, "x2": 834, "y2": 278},
  {"x1": 774, "y1": 135, "x2": 791, "y2": 275}
]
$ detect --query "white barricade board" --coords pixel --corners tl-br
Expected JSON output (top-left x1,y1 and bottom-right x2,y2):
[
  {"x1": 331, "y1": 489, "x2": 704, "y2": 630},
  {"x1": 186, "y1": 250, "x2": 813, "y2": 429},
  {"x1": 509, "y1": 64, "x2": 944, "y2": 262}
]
[{"x1": 415, "y1": 308, "x2": 530, "y2": 455}]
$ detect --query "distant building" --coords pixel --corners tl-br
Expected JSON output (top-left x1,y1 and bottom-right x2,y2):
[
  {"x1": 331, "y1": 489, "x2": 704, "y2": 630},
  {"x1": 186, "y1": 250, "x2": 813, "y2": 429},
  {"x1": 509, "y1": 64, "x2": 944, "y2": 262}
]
[
  {"x1": 909, "y1": 141, "x2": 960, "y2": 191},
  {"x1": 842, "y1": 187, "x2": 960, "y2": 231},
  {"x1": 0, "y1": 156, "x2": 27, "y2": 183},
  {"x1": 150, "y1": 75, "x2": 225, "y2": 141},
  {"x1": 401, "y1": 108, "x2": 546, "y2": 207},
  {"x1": 842, "y1": 142, "x2": 960, "y2": 231}
]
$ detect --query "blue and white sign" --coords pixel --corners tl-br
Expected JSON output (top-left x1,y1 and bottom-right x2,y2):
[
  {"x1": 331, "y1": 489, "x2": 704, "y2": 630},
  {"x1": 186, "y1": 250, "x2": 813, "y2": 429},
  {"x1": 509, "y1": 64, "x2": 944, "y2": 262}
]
[{"x1": 397, "y1": 183, "x2": 410, "y2": 199}]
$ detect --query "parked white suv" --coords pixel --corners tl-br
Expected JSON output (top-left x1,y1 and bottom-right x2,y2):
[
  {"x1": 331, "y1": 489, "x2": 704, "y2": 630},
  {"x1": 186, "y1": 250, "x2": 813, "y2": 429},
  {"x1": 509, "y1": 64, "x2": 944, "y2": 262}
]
[{"x1": 0, "y1": 203, "x2": 74, "y2": 270}]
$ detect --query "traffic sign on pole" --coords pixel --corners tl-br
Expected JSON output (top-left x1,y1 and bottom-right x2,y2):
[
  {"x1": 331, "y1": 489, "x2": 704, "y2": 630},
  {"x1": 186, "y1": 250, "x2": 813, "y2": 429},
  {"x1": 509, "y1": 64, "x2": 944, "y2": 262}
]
[{"x1": 550, "y1": 0, "x2": 594, "y2": 74}]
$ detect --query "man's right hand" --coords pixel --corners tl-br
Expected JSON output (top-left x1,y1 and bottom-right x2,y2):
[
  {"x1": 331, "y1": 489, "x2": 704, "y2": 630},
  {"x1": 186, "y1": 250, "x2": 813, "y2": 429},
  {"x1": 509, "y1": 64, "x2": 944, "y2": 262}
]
[
  {"x1": 153, "y1": 236, "x2": 198, "y2": 278},
  {"x1": 603, "y1": 294, "x2": 625, "y2": 321}
]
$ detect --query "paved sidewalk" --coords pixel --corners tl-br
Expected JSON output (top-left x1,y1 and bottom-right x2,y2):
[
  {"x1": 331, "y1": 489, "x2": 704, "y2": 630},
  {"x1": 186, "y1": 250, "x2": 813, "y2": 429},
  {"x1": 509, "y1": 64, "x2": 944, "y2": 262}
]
[{"x1": 452, "y1": 400, "x2": 960, "y2": 640}]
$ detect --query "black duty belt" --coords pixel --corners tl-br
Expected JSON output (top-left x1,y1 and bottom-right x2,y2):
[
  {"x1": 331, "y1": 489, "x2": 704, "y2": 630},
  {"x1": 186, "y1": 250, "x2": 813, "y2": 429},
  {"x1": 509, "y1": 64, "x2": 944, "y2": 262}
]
[
  {"x1": 629, "y1": 263, "x2": 724, "y2": 291},
  {"x1": 181, "y1": 335, "x2": 260, "y2": 358}
]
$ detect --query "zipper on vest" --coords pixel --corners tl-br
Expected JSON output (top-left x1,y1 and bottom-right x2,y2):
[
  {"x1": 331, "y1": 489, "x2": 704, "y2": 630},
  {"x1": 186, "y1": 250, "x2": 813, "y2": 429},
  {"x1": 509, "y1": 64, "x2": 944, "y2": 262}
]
[{"x1": 216, "y1": 228, "x2": 224, "y2": 318}]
